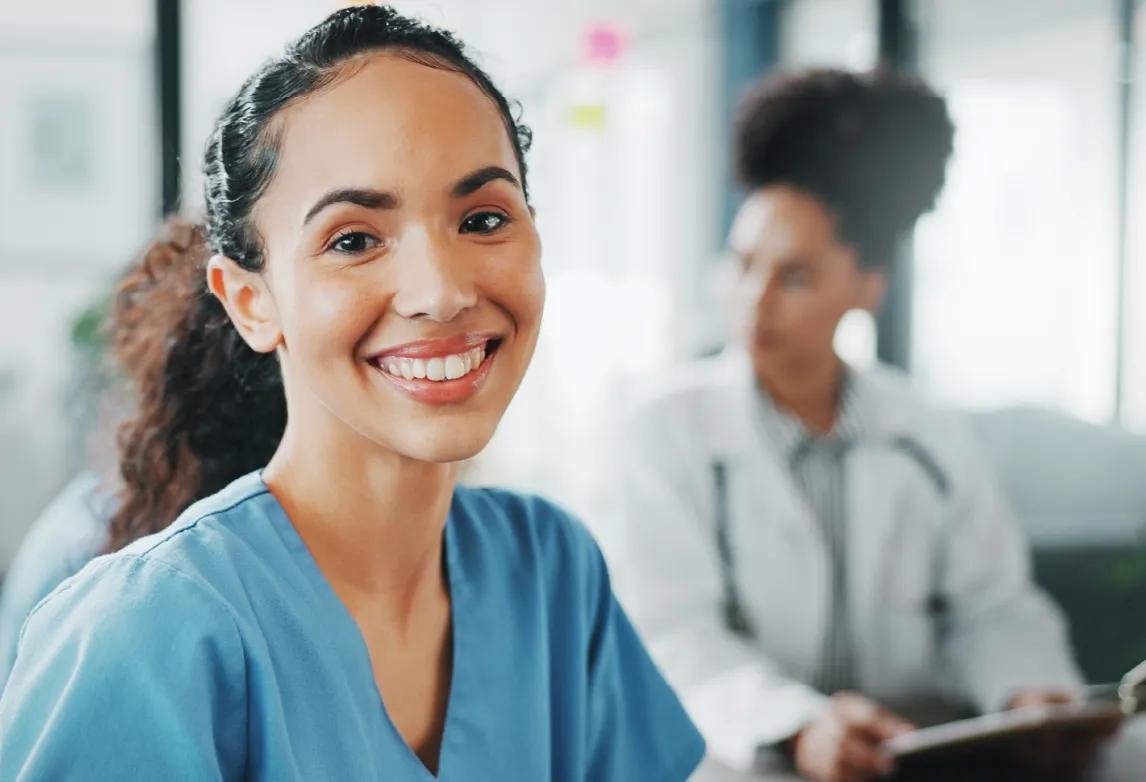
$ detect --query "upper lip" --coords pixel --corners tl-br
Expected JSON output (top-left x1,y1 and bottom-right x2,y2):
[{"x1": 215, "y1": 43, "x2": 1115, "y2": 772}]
[{"x1": 365, "y1": 331, "x2": 501, "y2": 361}]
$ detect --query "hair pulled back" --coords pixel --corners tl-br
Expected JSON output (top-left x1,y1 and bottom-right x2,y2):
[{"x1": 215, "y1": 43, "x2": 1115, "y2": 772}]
[
  {"x1": 735, "y1": 68, "x2": 954, "y2": 268},
  {"x1": 108, "y1": 5, "x2": 531, "y2": 550}
]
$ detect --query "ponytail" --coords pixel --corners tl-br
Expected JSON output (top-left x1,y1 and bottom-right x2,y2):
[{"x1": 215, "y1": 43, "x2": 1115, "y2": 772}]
[
  {"x1": 106, "y1": 218, "x2": 284, "y2": 551},
  {"x1": 107, "y1": 5, "x2": 531, "y2": 550}
]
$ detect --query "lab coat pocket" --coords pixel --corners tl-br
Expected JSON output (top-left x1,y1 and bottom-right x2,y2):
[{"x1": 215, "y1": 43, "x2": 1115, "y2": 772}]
[
  {"x1": 883, "y1": 595, "x2": 938, "y2": 671},
  {"x1": 874, "y1": 560, "x2": 943, "y2": 698}
]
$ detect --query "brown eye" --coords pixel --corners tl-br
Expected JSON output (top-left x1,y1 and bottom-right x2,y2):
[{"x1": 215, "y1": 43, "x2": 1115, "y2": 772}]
[
  {"x1": 327, "y1": 231, "x2": 381, "y2": 255},
  {"x1": 460, "y1": 211, "x2": 510, "y2": 234}
]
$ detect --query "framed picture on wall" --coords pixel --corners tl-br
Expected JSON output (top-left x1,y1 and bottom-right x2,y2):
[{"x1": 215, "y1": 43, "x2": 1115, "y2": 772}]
[{"x1": 0, "y1": 38, "x2": 157, "y2": 274}]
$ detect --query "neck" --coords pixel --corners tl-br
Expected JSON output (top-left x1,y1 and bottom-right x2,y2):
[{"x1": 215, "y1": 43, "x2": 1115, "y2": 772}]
[
  {"x1": 757, "y1": 352, "x2": 845, "y2": 436},
  {"x1": 262, "y1": 415, "x2": 458, "y2": 628}
]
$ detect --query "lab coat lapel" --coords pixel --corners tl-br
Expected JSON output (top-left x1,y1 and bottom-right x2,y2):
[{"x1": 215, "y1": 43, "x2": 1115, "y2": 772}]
[
  {"x1": 843, "y1": 369, "x2": 941, "y2": 693},
  {"x1": 710, "y1": 349, "x2": 831, "y2": 675}
]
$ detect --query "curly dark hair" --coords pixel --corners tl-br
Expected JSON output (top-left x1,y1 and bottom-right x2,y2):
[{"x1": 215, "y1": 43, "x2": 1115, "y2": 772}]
[
  {"x1": 734, "y1": 68, "x2": 954, "y2": 269},
  {"x1": 106, "y1": 5, "x2": 532, "y2": 551}
]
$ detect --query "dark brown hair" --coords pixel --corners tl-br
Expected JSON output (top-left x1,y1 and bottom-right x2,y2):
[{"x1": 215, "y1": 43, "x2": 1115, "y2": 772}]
[
  {"x1": 106, "y1": 5, "x2": 531, "y2": 551},
  {"x1": 735, "y1": 68, "x2": 954, "y2": 269},
  {"x1": 106, "y1": 218, "x2": 285, "y2": 551}
]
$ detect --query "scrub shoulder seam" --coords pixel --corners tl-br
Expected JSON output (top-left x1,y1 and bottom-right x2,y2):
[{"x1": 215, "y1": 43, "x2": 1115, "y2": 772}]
[
  {"x1": 18, "y1": 545, "x2": 250, "y2": 659},
  {"x1": 134, "y1": 486, "x2": 273, "y2": 558},
  {"x1": 20, "y1": 486, "x2": 269, "y2": 642}
]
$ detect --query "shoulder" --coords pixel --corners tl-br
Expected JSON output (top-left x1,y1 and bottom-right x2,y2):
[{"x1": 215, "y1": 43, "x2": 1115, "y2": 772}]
[
  {"x1": 14, "y1": 545, "x2": 245, "y2": 691},
  {"x1": 24, "y1": 548, "x2": 233, "y2": 634},
  {"x1": 110, "y1": 471, "x2": 276, "y2": 583},
  {"x1": 453, "y1": 486, "x2": 601, "y2": 561},
  {"x1": 855, "y1": 364, "x2": 988, "y2": 486},
  {"x1": 859, "y1": 363, "x2": 971, "y2": 433},
  {"x1": 452, "y1": 486, "x2": 608, "y2": 589},
  {"x1": 857, "y1": 362, "x2": 927, "y2": 409},
  {"x1": 3, "y1": 513, "x2": 249, "y2": 779},
  {"x1": 20, "y1": 472, "x2": 271, "y2": 651}
]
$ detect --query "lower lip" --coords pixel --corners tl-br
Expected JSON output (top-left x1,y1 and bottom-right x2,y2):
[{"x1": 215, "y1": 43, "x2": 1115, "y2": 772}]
[{"x1": 370, "y1": 350, "x2": 497, "y2": 405}]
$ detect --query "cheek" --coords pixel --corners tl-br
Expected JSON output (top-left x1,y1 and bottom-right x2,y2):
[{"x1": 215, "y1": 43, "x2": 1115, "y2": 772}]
[
  {"x1": 514, "y1": 266, "x2": 546, "y2": 327},
  {"x1": 281, "y1": 270, "x2": 382, "y2": 360},
  {"x1": 758, "y1": 288, "x2": 844, "y2": 343},
  {"x1": 481, "y1": 247, "x2": 545, "y2": 332},
  {"x1": 800, "y1": 288, "x2": 856, "y2": 343}
]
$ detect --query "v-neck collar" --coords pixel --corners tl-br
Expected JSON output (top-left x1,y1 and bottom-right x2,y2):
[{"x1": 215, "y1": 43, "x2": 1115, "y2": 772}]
[{"x1": 257, "y1": 474, "x2": 469, "y2": 780}]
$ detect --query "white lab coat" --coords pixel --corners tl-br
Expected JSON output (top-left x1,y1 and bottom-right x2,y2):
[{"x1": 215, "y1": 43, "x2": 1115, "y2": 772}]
[{"x1": 619, "y1": 348, "x2": 1083, "y2": 773}]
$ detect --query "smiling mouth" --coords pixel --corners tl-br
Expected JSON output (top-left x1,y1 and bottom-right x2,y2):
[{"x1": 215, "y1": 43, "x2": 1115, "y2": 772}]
[{"x1": 368, "y1": 338, "x2": 502, "y2": 382}]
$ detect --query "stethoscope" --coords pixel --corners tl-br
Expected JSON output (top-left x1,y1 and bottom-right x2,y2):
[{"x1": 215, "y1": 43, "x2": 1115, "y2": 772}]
[{"x1": 711, "y1": 434, "x2": 954, "y2": 640}]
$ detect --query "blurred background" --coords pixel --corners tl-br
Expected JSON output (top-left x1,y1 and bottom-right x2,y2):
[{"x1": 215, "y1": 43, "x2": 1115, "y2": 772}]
[{"x1": 1, "y1": 0, "x2": 1145, "y2": 683}]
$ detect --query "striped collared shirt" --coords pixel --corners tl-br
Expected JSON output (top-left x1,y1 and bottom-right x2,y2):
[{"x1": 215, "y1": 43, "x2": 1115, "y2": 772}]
[{"x1": 756, "y1": 369, "x2": 866, "y2": 695}]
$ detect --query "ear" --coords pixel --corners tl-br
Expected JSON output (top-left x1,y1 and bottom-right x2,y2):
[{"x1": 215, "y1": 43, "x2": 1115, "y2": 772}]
[
  {"x1": 206, "y1": 254, "x2": 282, "y2": 354},
  {"x1": 856, "y1": 268, "x2": 888, "y2": 313}
]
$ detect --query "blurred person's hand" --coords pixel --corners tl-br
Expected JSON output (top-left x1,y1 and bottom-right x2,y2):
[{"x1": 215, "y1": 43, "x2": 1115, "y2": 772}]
[
  {"x1": 790, "y1": 692, "x2": 914, "y2": 782},
  {"x1": 1007, "y1": 689, "x2": 1122, "y2": 777}
]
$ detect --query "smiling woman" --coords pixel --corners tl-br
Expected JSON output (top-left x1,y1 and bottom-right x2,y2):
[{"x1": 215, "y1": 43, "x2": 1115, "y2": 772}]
[{"x1": 0, "y1": 7, "x2": 703, "y2": 781}]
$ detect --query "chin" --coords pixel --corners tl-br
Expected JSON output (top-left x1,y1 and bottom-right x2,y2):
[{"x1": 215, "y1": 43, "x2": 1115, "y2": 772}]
[{"x1": 387, "y1": 419, "x2": 498, "y2": 464}]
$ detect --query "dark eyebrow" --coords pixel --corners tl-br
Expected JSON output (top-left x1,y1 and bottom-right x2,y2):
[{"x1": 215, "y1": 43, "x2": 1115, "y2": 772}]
[
  {"x1": 303, "y1": 188, "x2": 400, "y2": 226},
  {"x1": 451, "y1": 166, "x2": 520, "y2": 198}
]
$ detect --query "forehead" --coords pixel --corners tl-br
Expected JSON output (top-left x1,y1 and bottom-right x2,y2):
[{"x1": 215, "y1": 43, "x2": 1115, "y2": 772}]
[
  {"x1": 260, "y1": 54, "x2": 518, "y2": 210},
  {"x1": 730, "y1": 186, "x2": 838, "y2": 260}
]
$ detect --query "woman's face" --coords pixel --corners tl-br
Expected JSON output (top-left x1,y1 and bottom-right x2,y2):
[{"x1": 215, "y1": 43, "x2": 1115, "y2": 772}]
[
  {"x1": 729, "y1": 185, "x2": 884, "y2": 381},
  {"x1": 218, "y1": 54, "x2": 544, "y2": 464}
]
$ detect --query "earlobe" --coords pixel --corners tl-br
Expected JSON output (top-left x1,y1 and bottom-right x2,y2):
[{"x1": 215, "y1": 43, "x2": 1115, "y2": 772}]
[{"x1": 206, "y1": 254, "x2": 282, "y2": 354}]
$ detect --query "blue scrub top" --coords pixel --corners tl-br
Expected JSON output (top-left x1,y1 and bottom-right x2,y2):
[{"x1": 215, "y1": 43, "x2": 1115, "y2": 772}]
[{"x1": 0, "y1": 472, "x2": 704, "y2": 781}]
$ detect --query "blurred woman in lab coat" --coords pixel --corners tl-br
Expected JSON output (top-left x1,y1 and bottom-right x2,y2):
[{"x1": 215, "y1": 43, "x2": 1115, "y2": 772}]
[{"x1": 622, "y1": 69, "x2": 1115, "y2": 782}]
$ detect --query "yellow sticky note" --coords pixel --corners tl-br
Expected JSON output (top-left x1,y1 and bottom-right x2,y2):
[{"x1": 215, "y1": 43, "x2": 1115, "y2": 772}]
[{"x1": 568, "y1": 104, "x2": 607, "y2": 129}]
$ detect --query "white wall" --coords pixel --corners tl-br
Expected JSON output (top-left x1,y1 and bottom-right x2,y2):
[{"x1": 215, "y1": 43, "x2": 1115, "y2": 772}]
[
  {"x1": 0, "y1": 0, "x2": 153, "y2": 565},
  {"x1": 180, "y1": 0, "x2": 337, "y2": 211},
  {"x1": 913, "y1": 0, "x2": 1120, "y2": 422}
]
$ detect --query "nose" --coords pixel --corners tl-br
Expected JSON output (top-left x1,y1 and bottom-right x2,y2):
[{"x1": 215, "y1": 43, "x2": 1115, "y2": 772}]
[{"x1": 390, "y1": 226, "x2": 478, "y2": 323}]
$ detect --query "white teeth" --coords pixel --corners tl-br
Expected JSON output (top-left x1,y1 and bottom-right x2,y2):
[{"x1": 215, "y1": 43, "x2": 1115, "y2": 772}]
[
  {"x1": 377, "y1": 343, "x2": 492, "y2": 382},
  {"x1": 444, "y1": 354, "x2": 465, "y2": 380}
]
